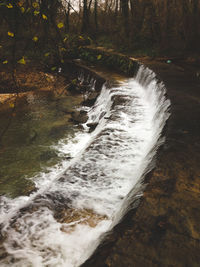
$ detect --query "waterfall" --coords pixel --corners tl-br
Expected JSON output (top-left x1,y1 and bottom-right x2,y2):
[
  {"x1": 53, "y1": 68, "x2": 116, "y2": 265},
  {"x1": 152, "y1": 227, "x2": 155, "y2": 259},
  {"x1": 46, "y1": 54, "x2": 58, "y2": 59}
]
[{"x1": 0, "y1": 64, "x2": 170, "y2": 267}]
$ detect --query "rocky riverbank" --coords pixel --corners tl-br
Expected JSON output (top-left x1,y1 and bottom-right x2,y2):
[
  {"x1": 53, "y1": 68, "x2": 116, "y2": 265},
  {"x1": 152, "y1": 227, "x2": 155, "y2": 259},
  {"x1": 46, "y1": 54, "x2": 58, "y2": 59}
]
[{"x1": 82, "y1": 58, "x2": 200, "y2": 266}]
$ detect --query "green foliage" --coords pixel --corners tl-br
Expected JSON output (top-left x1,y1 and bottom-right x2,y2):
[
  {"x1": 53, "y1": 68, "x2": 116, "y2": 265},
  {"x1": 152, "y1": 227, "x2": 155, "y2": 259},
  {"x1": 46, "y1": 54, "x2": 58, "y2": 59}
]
[{"x1": 77, "y1": 47, "x2": 137, "y2": 76}]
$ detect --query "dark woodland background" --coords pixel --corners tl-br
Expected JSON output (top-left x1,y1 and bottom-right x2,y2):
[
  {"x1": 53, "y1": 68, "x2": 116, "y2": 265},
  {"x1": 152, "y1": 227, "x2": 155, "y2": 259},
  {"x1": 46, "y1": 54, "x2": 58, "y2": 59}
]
[{"x1": 0, "y1": 0, "x2": 200, "y2": 67}]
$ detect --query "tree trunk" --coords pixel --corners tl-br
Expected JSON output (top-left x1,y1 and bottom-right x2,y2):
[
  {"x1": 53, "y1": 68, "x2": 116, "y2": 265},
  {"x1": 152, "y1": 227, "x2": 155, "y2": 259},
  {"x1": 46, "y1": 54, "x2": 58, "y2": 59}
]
[
  {"x1": 65, "y1": 1, "x2": 70, "y2": 32},
  {"x1": 115, "y1": 0, "x2": 119, "y2": 16},
  {"x1": 120, "y1": 0, "x2": 129, "y2": 38},
  {"x1": 94, "y1": 0, "x2": 98, "y2": 34},
  {"x1": 81, "y1": 0, "x2": 89, "y2": 33}
]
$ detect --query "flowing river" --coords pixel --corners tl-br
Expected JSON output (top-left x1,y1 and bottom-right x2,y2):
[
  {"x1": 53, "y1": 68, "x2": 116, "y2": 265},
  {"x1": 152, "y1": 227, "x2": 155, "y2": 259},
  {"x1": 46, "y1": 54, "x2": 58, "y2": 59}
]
[{"x1": 0, "y1": 64, "x2": 170, "y2": 266}]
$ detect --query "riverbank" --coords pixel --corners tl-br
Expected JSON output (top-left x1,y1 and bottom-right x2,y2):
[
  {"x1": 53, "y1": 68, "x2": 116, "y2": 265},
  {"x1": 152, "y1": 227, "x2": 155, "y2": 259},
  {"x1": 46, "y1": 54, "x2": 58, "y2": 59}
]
[{"x1": 82, "y1": 58, "x2": 200, "y2": 266}]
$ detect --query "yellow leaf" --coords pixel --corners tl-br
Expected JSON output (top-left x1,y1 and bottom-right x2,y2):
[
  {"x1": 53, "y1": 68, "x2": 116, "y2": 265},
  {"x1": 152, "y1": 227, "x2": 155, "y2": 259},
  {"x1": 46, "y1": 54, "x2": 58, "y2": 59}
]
[
  {"x1": 60, "y1": 47, "x2": 66, "y2": 52},
  {"x1": 72, "y1": 79, "x2": 77, "y2": 84},
  {"x1": 63, "y1": 37, "x2": 68, "y2": 42},
  {"x1": 8, "y1": 31, "x2": 14, "y2": 37},
  {"x1": 7, "y1": 3, "x2": 13, "y2": 8},
  {"x1": 57, "y1": 22, "x2": 64, "y2": 29},
  {"x1": 17, "y1": 57, "x2": 26, "y2": 65},
  {"x1": 0, "y1": 45, "x2": 2, "y2": 49},
  {"x1": 34, "y1": 10, "x2": 40, "y2": 16},
  {"x1": 32, "y1": 36, "x2": 38, "y2": 42},
  {"x1": 9, "y1": 103, "x2": 14, "y2": 108},
  {"x1": 51, "y1": 66, "x2": 56, "y2": 71},
  {"x1": 97, "y1": 55, "x2": 102, "y2": 60},
  {"x1": 44, "y1": 52, "x2": 50, "y2": 57},
  {"x1": 32, "y1": 2, "x2": 39, "y2": 8},
  {"x1": 42, "y1": 14, "x2": 47, "y2": 20},
  {"x1": 21, "y1": 7, "x2": 25, "y2": 13},
  {"x1": 61, "y1": 59, "x2": 64, "y2": 63},
  {"x1": 3, "y1": 60, "x2": 8, "y2": 64},
  {"x1": 79, "y1": 36, "x2": 84, "y2": 40}
]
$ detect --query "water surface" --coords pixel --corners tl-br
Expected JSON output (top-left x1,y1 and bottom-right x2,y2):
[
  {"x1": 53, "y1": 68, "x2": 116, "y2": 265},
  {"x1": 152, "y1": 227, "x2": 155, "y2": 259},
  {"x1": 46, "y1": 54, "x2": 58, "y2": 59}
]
[{"x1": 0, "y1": 90, "x2": 82, "y2": 197}]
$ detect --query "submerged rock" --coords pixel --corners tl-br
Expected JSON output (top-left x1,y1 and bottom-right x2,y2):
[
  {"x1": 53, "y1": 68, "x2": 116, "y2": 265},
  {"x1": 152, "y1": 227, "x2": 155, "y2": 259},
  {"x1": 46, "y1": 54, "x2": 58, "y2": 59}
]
[
  {"x1": 28, "y1": 130, "x2": 38, "y2": 143},
  {"x1": 39, "y1": 150, "x2": 57, "y2": 161},
  {"x1": 49, "y1": 124, "x2": 69, "y2": 138},
  {"x1": 71, "y1": 110, "x2": 88, "y2": 124}
]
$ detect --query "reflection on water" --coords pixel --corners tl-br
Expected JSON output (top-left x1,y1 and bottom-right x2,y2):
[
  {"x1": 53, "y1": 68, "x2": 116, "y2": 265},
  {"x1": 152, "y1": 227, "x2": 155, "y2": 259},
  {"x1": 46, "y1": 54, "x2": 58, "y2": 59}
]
[{"x1": 0, "y1": 90, "x2": 82, "y2": 197}]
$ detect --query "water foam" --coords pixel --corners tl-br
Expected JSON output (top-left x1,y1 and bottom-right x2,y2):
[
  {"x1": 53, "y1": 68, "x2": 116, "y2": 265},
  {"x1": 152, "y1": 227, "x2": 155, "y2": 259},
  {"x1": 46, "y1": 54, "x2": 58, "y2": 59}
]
[{"x1": 0, "y1": 65, "x2": 170, "y2": 266}]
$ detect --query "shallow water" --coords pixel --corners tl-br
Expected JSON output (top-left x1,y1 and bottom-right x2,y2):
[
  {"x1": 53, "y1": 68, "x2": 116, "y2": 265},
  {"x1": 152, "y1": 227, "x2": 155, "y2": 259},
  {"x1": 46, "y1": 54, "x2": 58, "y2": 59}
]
[{"x1": 0, "y1": 90, "x2": 82, "y2": 197}]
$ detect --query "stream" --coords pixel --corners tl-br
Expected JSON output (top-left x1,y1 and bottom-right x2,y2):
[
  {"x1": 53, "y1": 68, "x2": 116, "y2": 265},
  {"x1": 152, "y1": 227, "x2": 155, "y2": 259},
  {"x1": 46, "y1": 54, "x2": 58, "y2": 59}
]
[{"x1": 0, "y1": 64, "x2": 170, "y2": 266}]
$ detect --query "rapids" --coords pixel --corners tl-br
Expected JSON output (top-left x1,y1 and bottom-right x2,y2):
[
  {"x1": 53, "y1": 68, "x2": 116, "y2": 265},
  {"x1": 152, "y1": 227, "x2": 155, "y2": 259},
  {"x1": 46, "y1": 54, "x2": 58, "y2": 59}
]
[{"x1": 0, "y1": 64, "x2": 170, "y2": 267}]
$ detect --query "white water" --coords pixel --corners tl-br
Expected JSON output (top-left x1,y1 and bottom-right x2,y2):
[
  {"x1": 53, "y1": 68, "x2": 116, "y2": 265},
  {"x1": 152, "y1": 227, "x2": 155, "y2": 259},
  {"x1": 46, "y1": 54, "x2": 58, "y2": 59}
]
[{"x1": 0, "y1": 65, "x2": 170, "y2": 267}]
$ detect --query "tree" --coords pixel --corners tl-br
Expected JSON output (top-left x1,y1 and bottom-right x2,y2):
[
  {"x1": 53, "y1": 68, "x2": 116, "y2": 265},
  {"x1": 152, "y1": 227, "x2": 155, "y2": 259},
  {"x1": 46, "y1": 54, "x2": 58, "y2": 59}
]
[
  {"x1": 120, "y1": 0, "x2": 129, "y2": 38},
  {"x1": 94, "y1": 0, "x2": 98, "y2": 34},
  {"x1": 65, "y1": 0, "x2": 71, "y2": 32},
  {"x1": 81, "y1": 0, "x2": 89, "y2": 33}
]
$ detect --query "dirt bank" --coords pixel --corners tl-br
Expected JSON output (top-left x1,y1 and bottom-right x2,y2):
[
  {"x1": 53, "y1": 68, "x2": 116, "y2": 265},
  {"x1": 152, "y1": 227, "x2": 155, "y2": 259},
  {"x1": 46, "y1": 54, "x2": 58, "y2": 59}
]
[{"x1": 82, "y1": 59, "x2": 200, "y2": 267}]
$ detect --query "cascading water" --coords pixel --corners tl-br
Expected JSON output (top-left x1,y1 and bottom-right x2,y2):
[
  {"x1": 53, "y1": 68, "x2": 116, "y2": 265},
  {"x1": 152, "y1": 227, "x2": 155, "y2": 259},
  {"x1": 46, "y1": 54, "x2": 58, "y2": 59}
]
[{"x1": 0, "y1": 64, "x2": 170, "y2": 267}]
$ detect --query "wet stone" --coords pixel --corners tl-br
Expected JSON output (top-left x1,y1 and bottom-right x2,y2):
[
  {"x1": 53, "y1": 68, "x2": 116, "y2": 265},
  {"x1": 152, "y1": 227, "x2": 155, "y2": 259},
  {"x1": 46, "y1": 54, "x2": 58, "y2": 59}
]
[
  {"x1": 111, "y1": 95, "x2": 130, "y2": 108},
  {"x1": 59, "y1": 208, "x2": 108, "y2": 231},
  {"x1": 86, "y1": 122, "x2": 98, "y2": 132},
  {"x1": 49, "y1": 124, "x2": 70, "y2": 138},
  {"x1": 82, "y1": 92, "x2": 99, "y2": 106},
  {"x1": 39, "y1": 150, "x2": 57, "y2": 161},
  {"x1": 70, "y1": 110, "x2": 88, "y2": 124}
]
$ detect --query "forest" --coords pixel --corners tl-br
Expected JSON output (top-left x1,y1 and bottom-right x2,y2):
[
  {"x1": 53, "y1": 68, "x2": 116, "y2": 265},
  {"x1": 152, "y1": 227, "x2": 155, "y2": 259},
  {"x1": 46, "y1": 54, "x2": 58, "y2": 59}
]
[
  {"x1": 0, "y1": 0, "x2": 200, "y2": 70},
  {"x1": 0, "y1": 1, "x2": 200, "y2": 266}
]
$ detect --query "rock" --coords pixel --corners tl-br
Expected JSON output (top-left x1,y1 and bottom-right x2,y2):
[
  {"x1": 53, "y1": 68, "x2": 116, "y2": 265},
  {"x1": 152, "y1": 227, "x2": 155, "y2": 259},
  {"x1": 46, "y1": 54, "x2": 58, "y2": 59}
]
[
  {"x1": 86, "y1": 122, "x2": 98, "y2": 132},
  {"x1": 79, "y1": 81, "x2": 90, "y2": 93},
  {"x1": 49, "y1": 124, "x2": 69, "y2": 138},
  {"x1": 0, "y1": 247, "x2": 7, "y2": 261},
  {"x1": 99, "y1": 111, "x2": 106, "y2": 120},
  {"x1": 111, "y1": 95, "x2": 129, "y2": 108},
  {"x1": 66, "y1": 82, "x2": 80, "y2": 94},
  {"x1": 65, "y1": 156, "x2": 73, "y2": 160},
  {"x1": 23, "y1": 184, "x2": 37, "y2": 196},
  {"x1": 88, "y1": 91, "x2": 99, "y2": 100},
  {"x1": 82, "y1": 91, "x2": 99, "y2": 106},
  {"x1": 71, "y1": 110, "x2": 88, "y2": 124},
  {"x1": 58, "y1": 103, "x2": 74, "y2": 114},
  {"x1": 59, "y1": 208, "x2": 107, "y2": 230},
  {"x1": 39, "y1": 150, "x2": 57, "y2": 161},
  {"x1": 28, "y1": 129, "x2": 37, "y2": 143},
  {"x1": 67, "y1": 80, "x2": 90, "y2": 95}
]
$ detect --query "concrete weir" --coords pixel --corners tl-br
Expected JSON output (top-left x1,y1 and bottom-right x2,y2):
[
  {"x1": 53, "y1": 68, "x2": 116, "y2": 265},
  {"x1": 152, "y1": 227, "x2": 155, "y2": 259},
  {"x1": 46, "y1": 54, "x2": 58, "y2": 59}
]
[
  {"x1": 82, "y1": 58, "x2": 200, "y2": 267},
  {"x1": 0, "y1": 54, "x2": 174, "y2": 266}
]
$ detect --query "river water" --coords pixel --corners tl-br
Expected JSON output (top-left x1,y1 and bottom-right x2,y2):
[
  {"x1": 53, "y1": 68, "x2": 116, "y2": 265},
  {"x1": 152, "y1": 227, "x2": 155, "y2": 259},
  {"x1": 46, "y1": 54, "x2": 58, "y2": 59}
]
[{"x1": 0, "y1": 65, "x2": 170, "y2": 266}]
